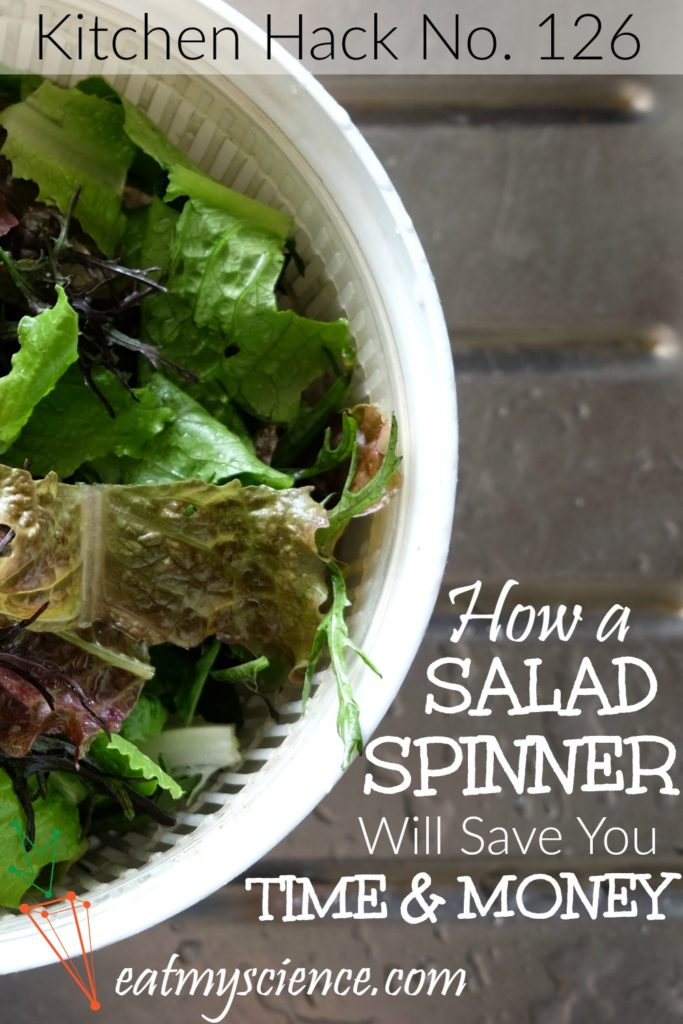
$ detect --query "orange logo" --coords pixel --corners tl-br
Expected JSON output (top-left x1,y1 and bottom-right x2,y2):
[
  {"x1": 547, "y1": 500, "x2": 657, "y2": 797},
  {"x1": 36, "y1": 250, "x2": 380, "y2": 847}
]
[{"x1": 20, "y1": 892, "x2": 99, "y2": 1012}]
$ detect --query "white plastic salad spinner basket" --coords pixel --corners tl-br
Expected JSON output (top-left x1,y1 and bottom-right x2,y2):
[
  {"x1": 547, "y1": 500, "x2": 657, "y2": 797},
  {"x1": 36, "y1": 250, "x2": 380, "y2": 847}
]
[{"x1": 0, "y1": 0, "x2": 457, "y2": 970}]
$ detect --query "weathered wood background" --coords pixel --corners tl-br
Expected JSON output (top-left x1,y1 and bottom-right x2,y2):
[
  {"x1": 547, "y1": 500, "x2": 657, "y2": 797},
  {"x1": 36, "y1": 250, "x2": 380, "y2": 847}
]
[{"x1": 6, "y1": 72, "x2": 683, "y2": 1022}]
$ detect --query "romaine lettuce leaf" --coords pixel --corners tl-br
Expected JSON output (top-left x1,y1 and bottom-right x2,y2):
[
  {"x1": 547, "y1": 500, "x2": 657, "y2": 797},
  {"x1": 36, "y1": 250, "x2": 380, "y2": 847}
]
[
  {"x1": 8, "y1": 366, "x2": 290, "y2": 488},
  {"x1": 141, "y1": 724, "x2": 240, "y2": 790},
  {"x1": 166, "y1": 164, "x2": 292, "y2": 240},
  {"x1": 124, "y1": 195, "x2": 178, "y2": 272},
  {"x1": 5, "y1": 365, "x2": 172, "y2": 478},
  {"x1": 0, "y1": 770, "x2": 82, "y2": 908},
  {"x1": 118, "y1": 374, "x2": 293, "y2": 489},
  {"x1": 0, "y1": 82, "x2": 135, "y2": 255},
  {"x1": 0, "y1": 466, "x2": 329, "y2": 667},
  {"x1": 0, "y1": 286, "x2": 78, "y2": 453},
  {"x1": 77, "y1": 76, "x2": 197, "y2": 176},
  {"x1": 125, "y1": 198, "x2": 212, "y2": 384},
  {"x1": 129, "y1": 195, "x2": 352, "y2": 427},
  {"x1": 76, "y1": 77, "x2": 291, "y2": 238},
  {"x1": 119, "y1": 98, "x2": 198, "y2": 176},
  {"x1": 138, "y1": 198, "x2": 353, "y2": 424}
]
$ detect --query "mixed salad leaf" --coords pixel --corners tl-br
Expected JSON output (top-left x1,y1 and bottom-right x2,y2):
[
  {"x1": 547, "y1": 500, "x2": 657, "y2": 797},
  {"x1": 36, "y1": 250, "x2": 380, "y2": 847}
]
[
  {"x1": 0, "y1": 621, "x2": 149, "y2": 756},
  {"x1": 0, "y1": 287, "x2": 78, "y2": 450},
  {"x1": 0, "y1": 465, "x2": 330, "y2": 659},
  {"x1": 304, "y1": 561, "x2": 381, "y2": 769},
  {"x1": 0, "y1": 76, "x2": 400, "y2": 907},
  {"x1": 0, "y1": 81, "x2": 136, "y2": 254},
  {"x1": 0, "y1": 769, "x2": 82, "y2": 907}
]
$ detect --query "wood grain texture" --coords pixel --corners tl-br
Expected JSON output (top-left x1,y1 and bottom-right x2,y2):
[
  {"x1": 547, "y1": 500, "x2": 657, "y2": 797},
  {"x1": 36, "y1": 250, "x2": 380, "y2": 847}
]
[{"x1": 353, "y1": 84, "x2": 683, "y2": 335}]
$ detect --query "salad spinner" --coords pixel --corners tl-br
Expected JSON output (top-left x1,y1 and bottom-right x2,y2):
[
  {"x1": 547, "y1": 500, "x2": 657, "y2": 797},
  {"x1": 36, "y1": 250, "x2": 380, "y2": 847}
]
[{"x1": 0, "y1": 0, "x2": 457, "y2": 969}]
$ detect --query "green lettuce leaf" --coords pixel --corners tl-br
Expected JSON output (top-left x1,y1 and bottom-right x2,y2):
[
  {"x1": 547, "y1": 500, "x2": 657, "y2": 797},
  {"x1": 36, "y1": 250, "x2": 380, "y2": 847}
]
[
  {"x1": 145, "y1": 198, "x2": 353, "y2": 424},
  {"x1": 75, "y1": 78, "x2": 290, "y2": 237},
  {"x1": 124, "y1": 196, "x2": 178, "y2": 273},
  {"x1": 125, "y1": 199, "x2": 206, "y2": 387},
  {"x1": 166, "y1": 164, "x2": 293, "y2": 240},
  {"x1": 15, "y1": 364, "x2": 291, "y2": 489},
  {"x1": 273, "y1": 377, "x2": 352, "y2": 468},
  {"x1": 0, "y1": 466, "x2": 329, "y2": 667},
  {"x1": 119, "y1": 374, "x2": 293, "y2": 489},
  {"x1": 0, "y1": 81, "x2": 135, "y2": 255},
  {"x1": 120, "y1": 99, "x2": 197, "y2": 175},
  {"x1": 0, "y1": 286, "x2": 78, "y2": 453},
  {"x1": 128, "y1": 198, "x2": 351, "y2": 429},
  {"x1": 77, "y1": 76, "x2": 194, "y2": 196},
  {"x1": 303, "y1": 562, "x2": 380, "y2": 770},
  {"x1": 5, "y1": 366, "x2": 173, "y2": 478},
  {"x1": 89, "y1": 732, "x2": 183, "y2": 800},
  {"x1": 0, "y1": 771, "x2": 82, "y2": 908},
  {"x1": 120, "y1": 693, "x2": 168, "y2": 744}
]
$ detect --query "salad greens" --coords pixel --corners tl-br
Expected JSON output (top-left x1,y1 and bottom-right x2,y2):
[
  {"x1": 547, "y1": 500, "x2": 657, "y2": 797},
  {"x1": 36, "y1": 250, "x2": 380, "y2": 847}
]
[
  {"x1": 0, "y1": 286, "x2": 78, "y2": 450},
  {"x1": 0, "y1": 466, "x2": 330, "y2": 660},
  {"x1": 0, "y1": 76, "x2": 400, "y2": 907},
  {"x1": 304, "y1": 561, "x2": 381, "y2": 769},
  {"x1": 5, "y1": 366, "x2": 172, "y2": 477},
  {"x1": 0, "y1": 81, "x2": 136, "y2": 255},
  {"x1": 89, "y1": 732, "x2": 184, "y2": 801},
  {"x1": 120, "y1": 692, "x2": 168, "y2": 744},
  {"x1": 136, "y1": 195, "x2": 353, "y2": 424},
  {"x1": 0, "y1": 769, "x2": 82, "y2": 907}
]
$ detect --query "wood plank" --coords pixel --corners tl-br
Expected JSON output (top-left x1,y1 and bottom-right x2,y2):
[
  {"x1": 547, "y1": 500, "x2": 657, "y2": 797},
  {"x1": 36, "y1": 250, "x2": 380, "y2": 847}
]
[
  {"x1": 327, "y1": 74, "x2": 656, "y2": 122},
  {"x1": 447, "y1": 356, "x2": 683, "y2": 599},
  {"x1": 356, "y1": 81, "x2": 683, "y2": 335}
]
